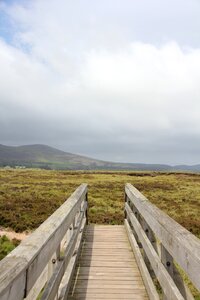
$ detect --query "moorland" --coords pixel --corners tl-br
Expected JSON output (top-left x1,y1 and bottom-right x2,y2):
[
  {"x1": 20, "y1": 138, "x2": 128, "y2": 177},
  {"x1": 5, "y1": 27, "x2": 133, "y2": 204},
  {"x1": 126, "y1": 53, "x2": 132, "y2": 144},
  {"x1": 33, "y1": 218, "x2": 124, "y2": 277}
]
[{"x1": 0, "y1": 169, "x2": 199, "y2": 236}]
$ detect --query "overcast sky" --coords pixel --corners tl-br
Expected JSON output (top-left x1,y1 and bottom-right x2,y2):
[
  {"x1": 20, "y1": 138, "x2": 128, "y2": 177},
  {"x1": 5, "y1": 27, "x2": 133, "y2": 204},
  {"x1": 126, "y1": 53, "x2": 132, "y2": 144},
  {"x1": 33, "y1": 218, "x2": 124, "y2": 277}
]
[{"x1": 0, "y1": 0, "x2": 200, "y2": 164}]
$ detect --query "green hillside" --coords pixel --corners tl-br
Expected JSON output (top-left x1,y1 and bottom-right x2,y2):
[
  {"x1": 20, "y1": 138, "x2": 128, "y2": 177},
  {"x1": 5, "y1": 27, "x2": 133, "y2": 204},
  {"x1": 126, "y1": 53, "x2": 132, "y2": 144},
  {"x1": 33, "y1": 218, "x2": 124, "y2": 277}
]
[{"x1": 0, "y1": 144, "x2": 200, "y2": 171}]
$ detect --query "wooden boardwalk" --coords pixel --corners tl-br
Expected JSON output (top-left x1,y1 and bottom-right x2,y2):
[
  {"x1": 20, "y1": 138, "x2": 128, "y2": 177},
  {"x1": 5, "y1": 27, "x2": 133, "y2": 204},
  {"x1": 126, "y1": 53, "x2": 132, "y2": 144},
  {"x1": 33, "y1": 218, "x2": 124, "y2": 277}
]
[
  {"x1": 69, "y1": 225, "x2": 149, "y2": 300},
  {"x1": 0, "y1": 184, "x2": 200, "y2": 300}
]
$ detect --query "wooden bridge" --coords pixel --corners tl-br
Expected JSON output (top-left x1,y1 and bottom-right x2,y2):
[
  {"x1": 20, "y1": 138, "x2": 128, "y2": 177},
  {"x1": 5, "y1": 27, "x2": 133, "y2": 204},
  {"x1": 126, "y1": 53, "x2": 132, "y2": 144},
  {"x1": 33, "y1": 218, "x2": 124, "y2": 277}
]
[{"x1": 0, "y1": 184, "x2": 200, "y2": 300}]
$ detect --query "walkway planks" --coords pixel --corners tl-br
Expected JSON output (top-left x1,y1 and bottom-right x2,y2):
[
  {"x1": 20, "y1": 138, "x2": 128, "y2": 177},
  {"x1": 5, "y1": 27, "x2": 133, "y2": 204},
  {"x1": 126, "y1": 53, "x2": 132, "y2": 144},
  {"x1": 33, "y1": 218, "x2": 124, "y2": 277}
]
[{"x1": 69, "y1": 225, "x2": 149, "y2": 300}]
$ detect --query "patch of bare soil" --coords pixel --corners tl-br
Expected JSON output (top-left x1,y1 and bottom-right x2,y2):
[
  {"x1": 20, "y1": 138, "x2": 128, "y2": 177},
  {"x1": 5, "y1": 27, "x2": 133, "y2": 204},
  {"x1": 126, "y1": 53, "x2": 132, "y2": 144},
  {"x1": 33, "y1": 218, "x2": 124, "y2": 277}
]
[{"x1": 0, "y1": 227, "x2": 30, "y2": 241}]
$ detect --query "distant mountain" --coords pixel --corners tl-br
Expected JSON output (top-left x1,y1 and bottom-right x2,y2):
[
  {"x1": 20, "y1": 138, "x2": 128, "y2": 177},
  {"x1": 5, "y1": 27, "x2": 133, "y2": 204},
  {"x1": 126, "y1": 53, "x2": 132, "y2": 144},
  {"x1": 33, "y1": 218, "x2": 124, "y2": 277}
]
[
  {"x1": 0, "y1": 144, "x2": 199, "y2": 171},
  {"x1": 0, "y1": 144, "x2": 107, "y2": 170}
]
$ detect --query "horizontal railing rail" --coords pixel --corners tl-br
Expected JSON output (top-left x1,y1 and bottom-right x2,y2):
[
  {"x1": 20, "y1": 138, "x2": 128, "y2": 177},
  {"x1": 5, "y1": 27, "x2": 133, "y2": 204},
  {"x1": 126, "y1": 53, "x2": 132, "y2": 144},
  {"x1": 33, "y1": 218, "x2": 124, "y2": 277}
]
[
  {"x1": 0, "y1": 183, "x2": 88, "y2": 300},
  {"x1": 125, "y1": 183, "x2": 200, "y2": 300}
]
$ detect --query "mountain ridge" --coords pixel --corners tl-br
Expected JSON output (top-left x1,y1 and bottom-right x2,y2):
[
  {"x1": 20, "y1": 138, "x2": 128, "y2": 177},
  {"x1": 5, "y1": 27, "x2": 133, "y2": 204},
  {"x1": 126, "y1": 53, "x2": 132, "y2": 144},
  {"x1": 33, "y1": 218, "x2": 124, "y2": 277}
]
[{"x1": 0, "y1": 144, "x2": 199, "y2": 171}]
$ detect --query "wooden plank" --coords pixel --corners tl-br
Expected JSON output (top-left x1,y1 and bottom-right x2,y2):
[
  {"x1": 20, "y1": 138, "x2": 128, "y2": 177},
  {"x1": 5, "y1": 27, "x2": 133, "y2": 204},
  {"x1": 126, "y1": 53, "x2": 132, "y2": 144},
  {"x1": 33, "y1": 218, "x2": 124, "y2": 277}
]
[
  {"x1": 80, "y1": 254, "x2": 134, "y2": 258},
  {"x1": 85, "y1": 225, "x2": 124, "y2": 228},
  {"x1": 68, "y1": 293, "x2": 148, "y2": 300},
  {"x1": 71, "y1": 283, "x2": 145, "y2": 289},
  {"x1": 79, "y1": 256, "x2": 135, "y2": 260},
  {"x1": 70, "y1": 287, "x2": 147, "y2": 293},
  {"x1": 72, "y1": 274, "x2": 142, "y2": 279},
  {"x1": 70, "y1": 279, "x2": 144, "y2": 287},
  {"x1": 81, "y1": 252, "x2": 134, "y2": 256},
  {"x1": 81, "y1": 248, "x2": 134, "y2": 254},
  {"x1": 125, "y1": 183, "x2": 200, "y2": 291},
  {"x1": 74, "y1": 266, "x2": 140, "y2": 274},
  {"x1": 84, "y1": 239, "x2": 127, "y2": 242},
  {"x1": 85, "y1": 232, "x2": 126, "y2": 234},
  {"x1": 82, "y1": 244, "x2": 131, "y2": 247},
  {"x1": 76, "y1": 261, "x2": 136, "y2": 267},
  {"x1": 72, "y1": 276, "x2": 141, "y2": 281},
  {"x1": 83, "y1": 243, "x2": 131, "y2": 246},
  {"x1": 84, "y1": 233, "x2": 127, "y2": 236},
  {"x1": 81, "y1": 248, "x2": 133, "y2": 253}
]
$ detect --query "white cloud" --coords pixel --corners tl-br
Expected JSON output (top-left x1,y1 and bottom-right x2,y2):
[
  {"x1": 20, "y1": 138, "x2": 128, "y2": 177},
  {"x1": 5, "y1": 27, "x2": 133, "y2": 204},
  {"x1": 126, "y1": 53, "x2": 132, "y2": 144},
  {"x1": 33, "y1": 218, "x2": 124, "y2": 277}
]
[{"x1": 1, "y1": 0, "x2": 200, "y2": 164}]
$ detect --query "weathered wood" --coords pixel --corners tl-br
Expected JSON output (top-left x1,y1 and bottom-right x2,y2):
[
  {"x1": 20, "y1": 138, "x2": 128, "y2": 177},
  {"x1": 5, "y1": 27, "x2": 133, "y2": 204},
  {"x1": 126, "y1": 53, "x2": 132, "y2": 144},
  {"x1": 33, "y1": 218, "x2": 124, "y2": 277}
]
[
  {"x1": 69, "y1": 225, "x2": 149, "y2": 300},
  {"x1": 58, "y1": 218, "x2": 86, "y2": 300},
  {"x1": 68, "y1": 296, "x2": 148, "y2": 300},
  {"x1": 139, "y1": 217, "x2": 157, "y2": 279},
  {"x1": 48, "y1": 251, "x2": 59, "y2": 282},
  {"x1": 25, "y1": 266, "x2": 48, "y2": 300},
  {"x1": 78, "y1": 256, "x2": 134, "y2": 261},
  {"x1": 26, "y1": 190, "x2": 87, "y2": 294},
  {"x1": 0, "y1": 184, "x2": 87, "y2": 300},
  {"x1": 125, "y1": 220, "x2": 159, "y2": 300},
  {"x1": 172, "y1": 266, "x2": 194, "y2": 300},
  {"x1": 0, "y1": 257, "x2": 26, "y2": 300},
  {"x1": 125, "y1": 183, "x2": 200, "y2": 291},
  {"x1": 74, "y1": 266, "x2": 141, "y2": 274},
  {"x1": 125, "y1": 203, "x2": 184, "y2": 300},
  {"x1": 161, "y1": 245, "x2": 194, "y2": 300},
  {"x1": 41, "y1": 204, "x2": 87, "y2": 300}
]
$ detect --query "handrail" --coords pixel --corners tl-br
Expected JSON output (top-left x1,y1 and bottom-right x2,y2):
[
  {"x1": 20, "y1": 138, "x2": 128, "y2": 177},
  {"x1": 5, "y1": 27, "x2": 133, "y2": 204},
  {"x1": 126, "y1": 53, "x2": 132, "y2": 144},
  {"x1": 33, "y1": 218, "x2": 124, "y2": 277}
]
[
  {"x1": 125, "y1": 183, "x2": 200, "y2": 300},
  {"x1": 0, "y1": 184, "x2": 88, "y2": 300}
]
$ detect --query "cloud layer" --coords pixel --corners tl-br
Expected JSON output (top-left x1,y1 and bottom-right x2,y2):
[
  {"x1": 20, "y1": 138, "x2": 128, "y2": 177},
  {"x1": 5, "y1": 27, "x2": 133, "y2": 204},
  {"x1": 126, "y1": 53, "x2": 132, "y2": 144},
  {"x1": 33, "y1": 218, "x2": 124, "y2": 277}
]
[{"x1": 0, "y1": 0, "x2": 200, "y2": 164}]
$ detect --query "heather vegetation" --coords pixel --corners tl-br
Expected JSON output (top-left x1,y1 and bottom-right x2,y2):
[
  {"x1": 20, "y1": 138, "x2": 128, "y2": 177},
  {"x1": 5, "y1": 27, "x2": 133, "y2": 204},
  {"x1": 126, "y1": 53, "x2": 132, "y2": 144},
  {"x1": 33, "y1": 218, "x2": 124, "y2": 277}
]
[
  {"x1": 0, "y1": 169, "x2": 199, "y2": 237},
  {"x1": 0, "y1": 235, "x2": 19, "y2": 260}
]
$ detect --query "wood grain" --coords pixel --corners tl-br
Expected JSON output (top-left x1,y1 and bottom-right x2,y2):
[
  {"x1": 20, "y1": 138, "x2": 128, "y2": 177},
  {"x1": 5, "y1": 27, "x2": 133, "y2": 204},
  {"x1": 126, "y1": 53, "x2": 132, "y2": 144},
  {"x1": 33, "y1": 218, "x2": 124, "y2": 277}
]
[
  {"x1": 0, "y1": 184, "x2": 87, "y2": 300},
  {"x1": 125, "y1": 183, "x2": 200, "y2": 291},
  {"x1": 69, "y1": 225, "x2": 149, "y2": 300}
]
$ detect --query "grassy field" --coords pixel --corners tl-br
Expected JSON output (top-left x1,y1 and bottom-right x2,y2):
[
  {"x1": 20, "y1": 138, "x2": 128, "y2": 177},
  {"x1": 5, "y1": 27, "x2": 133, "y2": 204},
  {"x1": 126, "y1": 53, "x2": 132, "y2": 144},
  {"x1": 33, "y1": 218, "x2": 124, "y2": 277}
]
[{"x1": 0, "y1": 169, "x2": 199, "y2": 298}]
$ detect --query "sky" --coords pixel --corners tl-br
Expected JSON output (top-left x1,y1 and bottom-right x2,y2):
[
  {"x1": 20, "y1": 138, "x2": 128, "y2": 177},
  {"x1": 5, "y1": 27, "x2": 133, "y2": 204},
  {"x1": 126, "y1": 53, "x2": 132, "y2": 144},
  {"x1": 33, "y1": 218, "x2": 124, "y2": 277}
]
[{"x1": 0, "y1": 0, "x2": 200, "y2": 165}]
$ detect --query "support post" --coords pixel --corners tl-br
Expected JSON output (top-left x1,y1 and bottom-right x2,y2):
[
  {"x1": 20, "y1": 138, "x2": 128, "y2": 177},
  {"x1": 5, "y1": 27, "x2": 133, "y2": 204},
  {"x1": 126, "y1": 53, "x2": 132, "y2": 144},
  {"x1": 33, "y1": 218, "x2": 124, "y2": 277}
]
[{"x1": 161, "y1": 245, "x2": 194, "y2": 300}]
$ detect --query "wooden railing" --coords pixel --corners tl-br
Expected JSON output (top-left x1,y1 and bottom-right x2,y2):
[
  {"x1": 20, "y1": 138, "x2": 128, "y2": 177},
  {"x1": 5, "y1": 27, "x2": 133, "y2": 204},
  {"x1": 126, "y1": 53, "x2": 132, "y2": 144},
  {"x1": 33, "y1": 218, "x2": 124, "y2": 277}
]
[
  {"x1": 0, "y1": 184, "x2": 88, "y2": 300},
  {"x1": 124, "y1": 183, "x2": 200, "y2": 300}
]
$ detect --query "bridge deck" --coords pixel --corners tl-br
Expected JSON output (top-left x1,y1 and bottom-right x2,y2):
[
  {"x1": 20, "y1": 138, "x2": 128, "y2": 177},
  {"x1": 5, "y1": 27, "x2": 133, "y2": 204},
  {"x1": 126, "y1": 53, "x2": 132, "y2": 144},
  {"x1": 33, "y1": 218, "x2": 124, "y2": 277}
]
[{"x1": 69, "y1": 225, "x2": 149, "y2": 299}]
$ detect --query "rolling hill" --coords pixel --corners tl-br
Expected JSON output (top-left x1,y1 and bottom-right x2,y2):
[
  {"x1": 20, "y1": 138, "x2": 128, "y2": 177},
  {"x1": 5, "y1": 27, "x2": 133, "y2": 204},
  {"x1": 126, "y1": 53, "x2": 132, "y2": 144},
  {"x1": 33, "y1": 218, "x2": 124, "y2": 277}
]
[{"x1": 0, "y1": 144, "x2": 199, "y2": 171}]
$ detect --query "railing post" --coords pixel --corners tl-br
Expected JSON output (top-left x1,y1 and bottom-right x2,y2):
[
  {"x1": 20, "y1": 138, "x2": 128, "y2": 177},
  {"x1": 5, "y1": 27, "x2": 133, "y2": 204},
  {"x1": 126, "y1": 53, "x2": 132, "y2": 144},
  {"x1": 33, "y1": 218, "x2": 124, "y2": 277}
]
[
  {"x1": 125, "y1": 192, "x2": 140, "y2": 244},
  {"x1": 161, "y1": 245, "x2": 194, "y2": 300},
  {"x1": 48, "y1": 244, "x2": 61, "y2": 281},
  {"x1": 161, "y1": 244, "x2": 174, "y2": 300},
  {"x1": 85, "y1": 192, "x2": 88, "y2": 225},
  {"x1": 124, "y1": 192, "x2": 127, "y2": 220}
]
